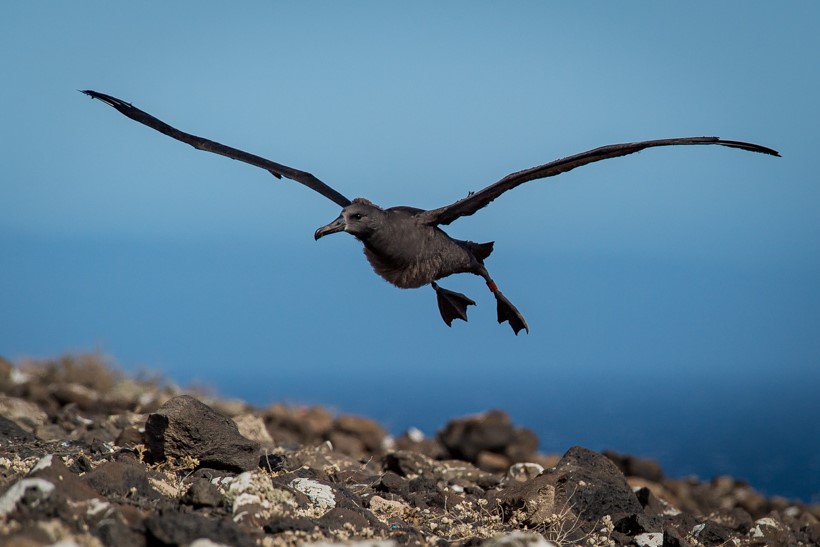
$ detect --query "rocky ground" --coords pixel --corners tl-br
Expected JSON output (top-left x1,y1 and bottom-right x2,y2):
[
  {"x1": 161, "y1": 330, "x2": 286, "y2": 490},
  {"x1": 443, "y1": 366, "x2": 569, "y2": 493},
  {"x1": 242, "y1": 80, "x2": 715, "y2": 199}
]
[{"x1": 1, "y1": 355, "x2": 818, "y2": 546}]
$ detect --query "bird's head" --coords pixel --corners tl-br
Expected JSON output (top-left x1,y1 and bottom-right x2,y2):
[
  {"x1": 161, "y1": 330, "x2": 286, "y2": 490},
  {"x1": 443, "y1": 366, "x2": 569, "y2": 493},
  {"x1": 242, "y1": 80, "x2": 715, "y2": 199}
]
[{"x1": 314, "y1": 198, "x2": 384, "y2": 241}]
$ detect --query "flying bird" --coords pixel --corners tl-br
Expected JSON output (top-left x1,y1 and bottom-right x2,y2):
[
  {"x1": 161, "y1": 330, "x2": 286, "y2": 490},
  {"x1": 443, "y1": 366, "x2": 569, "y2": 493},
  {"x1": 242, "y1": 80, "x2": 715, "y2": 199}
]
[{"x1": 82, "y1": 90, "x2": 779, "y2": 335}]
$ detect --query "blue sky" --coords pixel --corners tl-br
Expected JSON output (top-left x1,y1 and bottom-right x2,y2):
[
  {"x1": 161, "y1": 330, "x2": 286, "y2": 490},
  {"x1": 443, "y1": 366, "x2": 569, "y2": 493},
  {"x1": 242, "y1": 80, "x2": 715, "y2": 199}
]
[{"x1": 2, "y1": 3, "x2": 819, "y2": 499}]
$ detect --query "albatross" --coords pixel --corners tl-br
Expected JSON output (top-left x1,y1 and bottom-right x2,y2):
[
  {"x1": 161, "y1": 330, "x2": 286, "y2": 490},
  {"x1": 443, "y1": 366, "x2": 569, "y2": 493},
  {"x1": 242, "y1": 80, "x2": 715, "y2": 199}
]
[{"x1": 82, "y1": 90, "x2": 780, "y2": 335}]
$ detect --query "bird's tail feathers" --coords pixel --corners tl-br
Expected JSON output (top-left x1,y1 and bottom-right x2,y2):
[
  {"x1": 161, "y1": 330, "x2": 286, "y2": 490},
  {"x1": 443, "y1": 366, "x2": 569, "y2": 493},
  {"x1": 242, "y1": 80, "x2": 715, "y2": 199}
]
[{"x1": 467, "y1": 241, "x2": 494, "y2": 262}]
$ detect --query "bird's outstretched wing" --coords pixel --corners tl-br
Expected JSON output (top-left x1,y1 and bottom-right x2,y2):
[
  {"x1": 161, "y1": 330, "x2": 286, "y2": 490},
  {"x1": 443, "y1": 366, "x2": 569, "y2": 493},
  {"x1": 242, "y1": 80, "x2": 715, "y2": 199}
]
[
  {"x1": 81, "y1": 90, "x2": 352, "y2": 208},
  {"x1": 417, "y1": 137, "x2": 780, "y2": 226}
]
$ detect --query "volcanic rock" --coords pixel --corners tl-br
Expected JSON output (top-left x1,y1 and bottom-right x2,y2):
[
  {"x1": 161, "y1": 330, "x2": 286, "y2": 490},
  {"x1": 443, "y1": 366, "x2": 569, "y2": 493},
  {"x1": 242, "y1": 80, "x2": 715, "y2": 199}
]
[
  {"x1": 144, "y1": 394, "x2": 260, "y2": 472},
  {"x1": 145, "y1": 509, "x2": 256, "y2": 547},
  {"x1": 438, "y1": 409, "x2": 538, "y2": 467},
  {"x1": 182, "y1": 478, "x2": 225, "y2": 508},
  {"x1": 29, "y1": 454, "x2": 100, "y2": 502},
  {"x1": 604, "y1": 449, "x2": 664, "y2": 482},
  {"x1": 83, "y1": 460, "x2": 164, "y2": 500},
  {"x1": 1, "y1": 354, "x2": 818, "y2": 546},
  {"x1": 0, "y1": 415, "x2": 39, "y2": 446},
  {"x1": 332, "y1": 414, "x2": 387, "y2": 454}
]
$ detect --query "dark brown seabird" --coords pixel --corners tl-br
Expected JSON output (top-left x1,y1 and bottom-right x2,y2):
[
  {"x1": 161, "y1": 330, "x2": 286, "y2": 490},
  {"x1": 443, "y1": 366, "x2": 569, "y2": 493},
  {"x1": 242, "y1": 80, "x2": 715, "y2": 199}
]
[{"x1": 82, "y1": 90, "x2": 780, "y2": 335}]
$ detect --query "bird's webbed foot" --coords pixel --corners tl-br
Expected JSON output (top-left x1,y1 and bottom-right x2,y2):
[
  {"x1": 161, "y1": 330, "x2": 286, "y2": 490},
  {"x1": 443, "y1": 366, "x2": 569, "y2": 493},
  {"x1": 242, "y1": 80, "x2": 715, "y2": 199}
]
[
  {"x1": 494, "y1": 290, "x2": 529, "y2": 335},
  {"x1": 432, "y1": 282, "x2": 476, "y2": 327}
]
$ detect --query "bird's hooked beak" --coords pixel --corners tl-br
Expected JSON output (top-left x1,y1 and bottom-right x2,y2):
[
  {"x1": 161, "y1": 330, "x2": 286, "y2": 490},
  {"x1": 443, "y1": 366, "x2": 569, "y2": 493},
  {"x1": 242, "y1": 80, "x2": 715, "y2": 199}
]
[{"x1": 314, "y1": 214, "x2": 346, "y2": 240}]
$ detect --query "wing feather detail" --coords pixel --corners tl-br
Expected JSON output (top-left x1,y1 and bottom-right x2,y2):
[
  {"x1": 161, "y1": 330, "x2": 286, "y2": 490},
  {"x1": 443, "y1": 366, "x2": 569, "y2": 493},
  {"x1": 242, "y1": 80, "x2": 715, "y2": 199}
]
[
  {"x1": 417, "y1": 137, "x2": 779, "y2": 226},
  {"x1": 82, "y1": 90, "x2": 352, "y2": 208}
]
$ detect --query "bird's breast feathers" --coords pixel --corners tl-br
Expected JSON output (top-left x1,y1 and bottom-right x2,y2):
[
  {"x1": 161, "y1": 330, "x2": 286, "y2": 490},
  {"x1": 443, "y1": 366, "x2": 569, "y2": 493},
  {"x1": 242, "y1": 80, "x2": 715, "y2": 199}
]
[{"x1": 361, "y1": 227, "x2": 473, "y2": 289}]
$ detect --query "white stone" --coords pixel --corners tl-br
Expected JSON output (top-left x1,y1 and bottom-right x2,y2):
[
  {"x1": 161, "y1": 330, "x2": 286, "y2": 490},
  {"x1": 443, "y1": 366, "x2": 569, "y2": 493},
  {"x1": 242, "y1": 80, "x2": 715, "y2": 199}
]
[
  {"x1": 485, "y1": 531, "x2": 557, "y2": 546},
  {"x1": 506, "y1": 462, "x2": 545, "y2": 482},
  {"x1": 10, "y1": 368, "x2": 29, "y2": 384},
  {"x1": 232, "y1": 491, "x2": 262, "y2": 514},
  {"x1": 0, "y1": 478, "x2": 55, "y2": 517},
  {"x1": 381, "y1": 435, "x2": 396, "y2": 451},
  {"x1": 634, "y1": 532, "x2": 663, "y2": 547},
  {"x1": 227, "y1": 471, "x2": 255, "y2": 493},
  {"x1": 86, "y1": 498, "x2": 112, "y2": 518},
  {"x1": 189, "y1": 540, "x2": 233, "y2": 547},
  {"x1": 289, "y1": 477, "x2": 336, "y2": 509},
  {"x1": 31, "y1": 454, "x2": 54, "y2": 473},
  {"x1": 148, "y1": 477, "x2": 180, "y2": 498},
  {"x1": 784, "y1": 505, "x2": 800, "y2": 518},
  {"x1": 756, "y1": 516, "x2": 781, "y2": 528},
  {"x1": 407, "y1": 427, "x2": 425, "y2": 442},
  {"x1": 232, "y1": 414, "x2": 273, "y2": 444},
  {"x1": 0, "y1": 396, "x2": 47, "y2": 430}
]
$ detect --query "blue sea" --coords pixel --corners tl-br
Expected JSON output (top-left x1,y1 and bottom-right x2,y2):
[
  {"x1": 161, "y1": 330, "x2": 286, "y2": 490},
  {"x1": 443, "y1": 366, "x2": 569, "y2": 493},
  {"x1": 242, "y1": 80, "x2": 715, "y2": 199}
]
[{"x1": 225, "y1": 358, "x2": 820, "y2": 505}]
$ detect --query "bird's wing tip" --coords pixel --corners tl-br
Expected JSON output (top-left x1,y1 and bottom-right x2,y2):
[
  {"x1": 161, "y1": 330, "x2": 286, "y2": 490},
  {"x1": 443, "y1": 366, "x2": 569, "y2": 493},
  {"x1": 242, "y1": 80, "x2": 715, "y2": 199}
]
[
  {"x1": 756, "y1": 146, "x2": 782, "y2": 158},
  {"x1": 717, "y1": 138, "x2": 781, "y2": 158},
  {"x1": 80, "y1": 89, "x2": 111, "y2": 105},
  {"x1": 79, "y1": 89, "x2": 129, "y2": 109}
]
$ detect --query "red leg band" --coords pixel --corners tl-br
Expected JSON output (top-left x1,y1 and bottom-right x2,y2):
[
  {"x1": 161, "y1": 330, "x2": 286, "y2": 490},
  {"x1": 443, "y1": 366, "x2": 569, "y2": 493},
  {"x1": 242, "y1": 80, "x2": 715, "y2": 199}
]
[{"x1": 486, "y1": 280, "x2": 498, "y2": 293}]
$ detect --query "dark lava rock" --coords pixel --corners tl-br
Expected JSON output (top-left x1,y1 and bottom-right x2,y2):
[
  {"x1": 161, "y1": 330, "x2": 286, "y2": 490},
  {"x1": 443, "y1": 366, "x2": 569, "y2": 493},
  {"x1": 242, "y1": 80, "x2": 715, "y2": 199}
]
[
  {"x1": 332, "y1": 414, "x2": 386, "y2": 453},
  {"x1": 691, "y1": 519, "x2": 734, "y2": 545},
  {"x1": 259, "y1": 441, "x2": 352, "y2": 475},
  {"x1": 83, "y1": 460, "x2": 163, "y2": 500},
  {"x1": 116, "y1": 424, "x2": 145, "y2": 447},
  {"x1": 263, "y1": 515, "x2": 317, "y2": 534},
  {"x1": 29, "y1": 454, "x2": 100, "y2": 501},
  {"x1": 145, "y1": 509, "x2": 255, "y2": 547},
  {"x1": 663, "y1": 511, "x2": 701, "y2": 540},
  {"x1": 263, "y1": 403, "x2": 333, "y2": 446},
  {"x1": 661, "y1": 526, "x2": 690, "y2": 547},
  {"x1": 377, "y1": 470, "x2": 410, "y2": 498},
  {"x1": 604, "y1": 449, "x2": 664, "y2": 482},
  {"x1": 258, "y1": 452, "x2": 288, "y2": 472},
  {"x1": 613, "y1": 512, "x2": 663, "y2": 535},
  {"x1": 798, "y1": 520, "x2": 820, "y2": 545},
  {"x1": 494, "y1": 445, "x2": 643, "y2": 531},
  {"x1": 181, "y1": 477, "x2": 224, "y2": 508},
  {"x1": 634, "y1": 486, "x2": 666, "y2": 516},
  {"x1": 714, "y1": 506, "x2": 754, "y2": 532},
  {"x1": 383, "y1": 449, "x2": 497, "y2": 489},
  {"x1": 556, "y1": 446, "x2": 644, "y2": 520},
  {"x1": 145, "y1": 394, "x2": 260, "y2": 472},
  {"x1": 317, "y1": 506, "x2": 373, "y2": 531},
  {"x1": 439, "y1": 409, "x2": 515, "y2": 461},
  {"x1": 438, "y1": 409, "x2": 538, "y2": 467},
  {"x1": 0, "y1": 414, "x2": 39, "y2": 446},
  {"x1": 97, "y1": 518, "x2": 147, "y2": 547},
  {"x1": 383, "y1": 450, "x2": 436, "y2": 477}
]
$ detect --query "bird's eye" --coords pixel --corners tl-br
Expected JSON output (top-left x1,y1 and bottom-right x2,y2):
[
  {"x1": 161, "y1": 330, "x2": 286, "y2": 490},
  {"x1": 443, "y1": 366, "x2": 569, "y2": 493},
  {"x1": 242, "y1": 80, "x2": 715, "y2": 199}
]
[{"x1": 351, "y1": 213, "x2": 363, "y2": 220}]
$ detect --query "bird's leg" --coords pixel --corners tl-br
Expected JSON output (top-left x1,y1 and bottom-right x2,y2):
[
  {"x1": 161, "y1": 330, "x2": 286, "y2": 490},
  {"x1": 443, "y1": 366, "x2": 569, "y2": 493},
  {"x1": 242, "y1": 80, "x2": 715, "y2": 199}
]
[
  {"x1": 431, "y1": 282, "x2": 476, "y2": 327},
  {"x1": 477, "y1": 267, "x2": 529, "y2": 335}
]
